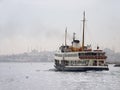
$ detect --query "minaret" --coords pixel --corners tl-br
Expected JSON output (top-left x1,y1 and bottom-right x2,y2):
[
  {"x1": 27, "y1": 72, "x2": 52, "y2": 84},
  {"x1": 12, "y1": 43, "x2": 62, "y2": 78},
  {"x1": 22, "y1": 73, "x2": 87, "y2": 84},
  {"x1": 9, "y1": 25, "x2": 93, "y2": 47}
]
[
  {"x1": 65, "y1": 27, "x2": 67, "y2": 46},
  {"x1": 73, "y1": 32, "x2": 76, "y2": 41},
  {"x1": 82, "y1": 11, "x2": 86, "y2": 51}
]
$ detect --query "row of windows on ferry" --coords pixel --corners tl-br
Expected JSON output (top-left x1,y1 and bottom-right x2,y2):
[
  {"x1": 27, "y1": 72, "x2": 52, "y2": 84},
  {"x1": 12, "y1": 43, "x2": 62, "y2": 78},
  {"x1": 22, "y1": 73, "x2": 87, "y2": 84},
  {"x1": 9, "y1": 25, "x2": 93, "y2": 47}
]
[
  {"x1": 55, "y1": 52, "x2": 105, "y2": 57},
  {"x1": 79, "y1": 52, "x2": 105, "y2": 56},
  {"x1": 55, "y1": 59, "x2": 105, "y2": 66},
  {"x1": 55, "y1": 54, "x2": 78, "y2": 57}
]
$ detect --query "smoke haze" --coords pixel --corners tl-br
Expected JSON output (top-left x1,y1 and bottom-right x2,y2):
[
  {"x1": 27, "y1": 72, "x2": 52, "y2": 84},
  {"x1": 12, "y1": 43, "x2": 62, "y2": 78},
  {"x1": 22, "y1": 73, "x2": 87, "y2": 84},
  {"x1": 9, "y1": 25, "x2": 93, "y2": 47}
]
[{"x1": 0, "y1": 0, "x2": 120, "y2": 54}]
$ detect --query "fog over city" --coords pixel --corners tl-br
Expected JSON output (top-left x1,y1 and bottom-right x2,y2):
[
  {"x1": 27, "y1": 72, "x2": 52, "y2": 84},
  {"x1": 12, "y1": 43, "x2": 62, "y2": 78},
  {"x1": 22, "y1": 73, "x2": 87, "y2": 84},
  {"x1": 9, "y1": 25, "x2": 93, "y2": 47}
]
[{"x1": 0, "y1": 0, "x2": 120, "y2": 54}]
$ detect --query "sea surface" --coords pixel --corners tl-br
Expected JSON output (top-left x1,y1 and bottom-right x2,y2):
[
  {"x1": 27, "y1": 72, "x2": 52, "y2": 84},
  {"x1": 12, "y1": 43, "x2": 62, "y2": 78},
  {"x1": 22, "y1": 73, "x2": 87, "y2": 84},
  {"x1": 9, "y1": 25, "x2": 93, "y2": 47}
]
[{"x1": 0, "y1": 62, "x2": 120, "y2": 90}]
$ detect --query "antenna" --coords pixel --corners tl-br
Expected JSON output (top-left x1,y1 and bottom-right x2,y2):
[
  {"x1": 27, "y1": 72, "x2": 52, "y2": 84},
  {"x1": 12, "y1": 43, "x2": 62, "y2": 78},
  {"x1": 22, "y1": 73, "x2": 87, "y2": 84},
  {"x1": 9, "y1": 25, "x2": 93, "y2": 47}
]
[{"x1": 82, "y1": 11, "x2": 86, "y2": 51}]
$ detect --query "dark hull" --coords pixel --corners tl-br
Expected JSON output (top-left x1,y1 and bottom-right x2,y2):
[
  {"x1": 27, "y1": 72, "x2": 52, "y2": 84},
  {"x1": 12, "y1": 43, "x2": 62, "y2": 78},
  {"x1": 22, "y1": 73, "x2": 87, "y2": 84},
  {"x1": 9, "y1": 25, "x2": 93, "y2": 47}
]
[{"x1": 54, "y1": 65, "x2": 109, "y2": 71}]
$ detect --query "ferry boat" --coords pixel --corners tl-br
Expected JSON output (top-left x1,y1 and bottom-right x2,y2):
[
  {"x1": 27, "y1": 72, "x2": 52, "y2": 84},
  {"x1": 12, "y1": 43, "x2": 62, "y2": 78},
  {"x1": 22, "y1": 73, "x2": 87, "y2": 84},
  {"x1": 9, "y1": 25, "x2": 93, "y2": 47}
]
[{"x1": 54, "y1": 12, "x2": 109, "y2": 71}]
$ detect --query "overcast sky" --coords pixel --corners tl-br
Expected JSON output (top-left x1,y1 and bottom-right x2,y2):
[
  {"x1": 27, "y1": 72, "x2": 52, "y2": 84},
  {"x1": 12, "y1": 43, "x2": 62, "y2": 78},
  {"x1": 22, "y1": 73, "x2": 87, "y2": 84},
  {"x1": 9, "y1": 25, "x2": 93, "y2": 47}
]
[{"x1": 0, "y1": 0, "x2": 120, "y2": 54}]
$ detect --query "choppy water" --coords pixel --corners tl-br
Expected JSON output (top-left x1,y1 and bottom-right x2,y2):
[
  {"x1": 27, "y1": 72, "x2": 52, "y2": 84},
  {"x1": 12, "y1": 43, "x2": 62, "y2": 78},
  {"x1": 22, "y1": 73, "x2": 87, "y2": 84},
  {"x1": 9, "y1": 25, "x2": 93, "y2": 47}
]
[{"x1": 0, "y1": 62, "x2": 120, "y2": 90}]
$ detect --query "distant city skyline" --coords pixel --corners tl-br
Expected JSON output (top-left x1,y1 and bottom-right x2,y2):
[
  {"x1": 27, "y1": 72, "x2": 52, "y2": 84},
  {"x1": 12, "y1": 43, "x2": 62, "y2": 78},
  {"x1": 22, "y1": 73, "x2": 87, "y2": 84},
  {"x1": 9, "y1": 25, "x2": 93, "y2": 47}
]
[{"x1": 0, "y1": 0, "x2": 120, "y2": 54}]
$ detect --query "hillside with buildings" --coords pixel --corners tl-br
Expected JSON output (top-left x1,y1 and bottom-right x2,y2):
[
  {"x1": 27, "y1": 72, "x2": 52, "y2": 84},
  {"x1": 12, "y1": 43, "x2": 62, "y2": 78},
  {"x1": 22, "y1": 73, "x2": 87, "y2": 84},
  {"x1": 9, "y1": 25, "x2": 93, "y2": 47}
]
[
  {"x1": 0, "y1": 49, "x2": 54, "y2": 62},
  {"x1": 104, "y1": 48, "x2": 120, "y2": 64}
]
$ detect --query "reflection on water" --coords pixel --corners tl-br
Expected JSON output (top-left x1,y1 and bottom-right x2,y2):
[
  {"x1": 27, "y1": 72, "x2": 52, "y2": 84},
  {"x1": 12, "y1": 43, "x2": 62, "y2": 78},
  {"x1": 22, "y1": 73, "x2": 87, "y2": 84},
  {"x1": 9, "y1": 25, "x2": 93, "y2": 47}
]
[{"x1": 0, "y1": 63, "x2": 120, "y2": 90}]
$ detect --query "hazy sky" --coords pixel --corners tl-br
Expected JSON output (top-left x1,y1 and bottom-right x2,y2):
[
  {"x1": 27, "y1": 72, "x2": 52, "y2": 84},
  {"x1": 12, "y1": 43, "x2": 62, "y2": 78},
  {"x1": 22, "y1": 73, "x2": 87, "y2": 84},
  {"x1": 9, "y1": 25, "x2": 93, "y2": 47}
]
[{"x1": 0, "y1": 0, "x2": 120, "y2": 54}]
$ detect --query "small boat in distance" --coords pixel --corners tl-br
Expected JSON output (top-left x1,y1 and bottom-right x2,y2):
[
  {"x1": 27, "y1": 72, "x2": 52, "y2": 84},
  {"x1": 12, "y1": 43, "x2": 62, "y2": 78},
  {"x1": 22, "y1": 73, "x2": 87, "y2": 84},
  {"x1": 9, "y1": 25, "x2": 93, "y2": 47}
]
[
  {"x1": 54, "y1": 12, "x2": 109, "y2": 71},
  {"x1": 114, "y1": 64, "x2": 120, "y2": 67}
]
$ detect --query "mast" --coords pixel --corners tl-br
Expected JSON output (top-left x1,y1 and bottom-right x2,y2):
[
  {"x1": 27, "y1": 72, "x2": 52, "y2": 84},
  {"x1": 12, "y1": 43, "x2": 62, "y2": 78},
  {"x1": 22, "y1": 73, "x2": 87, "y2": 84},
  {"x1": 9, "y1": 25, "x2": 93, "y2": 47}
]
[
  {"x1": 82, "y1": 11, "x2": 86, "y2": 51},
  {"x1": 65, "y1": 27, "x2": 67, "y2": 46}
]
